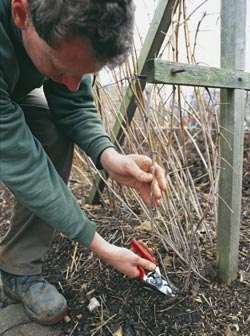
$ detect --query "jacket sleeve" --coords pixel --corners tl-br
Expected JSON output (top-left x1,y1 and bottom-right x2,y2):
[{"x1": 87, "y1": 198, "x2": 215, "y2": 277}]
[
  {"x1": 43, "y1": 75, "x2": 116, "y2": 169},
  {"x1": 0, "y1": 71, "x2": 96, "y2": 246}
]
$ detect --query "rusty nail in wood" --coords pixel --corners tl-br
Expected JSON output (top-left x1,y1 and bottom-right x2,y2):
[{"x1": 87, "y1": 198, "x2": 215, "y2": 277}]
[{"x1": 171, "y1": 67, "x2": 186, "y2": 74}]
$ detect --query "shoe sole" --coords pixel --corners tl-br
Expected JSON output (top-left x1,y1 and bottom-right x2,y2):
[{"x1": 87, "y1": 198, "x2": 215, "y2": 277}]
[
  {"x1": 3, "y1": 286, "x2": 67, "y2": 325},
  {"x1": 25, "y1": 304, "x2": 68, "y2": 325}
]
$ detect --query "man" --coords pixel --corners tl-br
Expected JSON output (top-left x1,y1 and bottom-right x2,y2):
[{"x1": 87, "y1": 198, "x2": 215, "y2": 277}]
[{"x1": 0, "y1": 0, "x2": 166, "y2": 326}]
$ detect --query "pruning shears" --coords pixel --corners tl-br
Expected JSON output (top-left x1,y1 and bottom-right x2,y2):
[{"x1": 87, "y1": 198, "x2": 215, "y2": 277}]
[{"x1": 131, "y1": 239, "x2": 177, "y2": 298}]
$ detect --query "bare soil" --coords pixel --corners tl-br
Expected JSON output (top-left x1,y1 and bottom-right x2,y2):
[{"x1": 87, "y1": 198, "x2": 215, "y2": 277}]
[{"x1": 0, "y1": 133, "x2": 249, "y2": 336}]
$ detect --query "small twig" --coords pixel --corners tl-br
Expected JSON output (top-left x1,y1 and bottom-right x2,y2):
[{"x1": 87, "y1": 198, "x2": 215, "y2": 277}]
[
  {"x1": 154, "y1": 304, "x2": 158, "y2": 328},
  {"x1": 69, "y1": 322, "x2": 79, "y2": 336},
  {"x1": 135, "y1": 308, "x2": 155, "y2": 336},
  {"x1": 149, "y1": 150, "x2": 158, "y2": 232},
  {"x1": 70, "y1": 242, "x2": 79, "y2": 273},
  {"x1": 90, "y1": 314, "x2": 117, "y2": 336}
]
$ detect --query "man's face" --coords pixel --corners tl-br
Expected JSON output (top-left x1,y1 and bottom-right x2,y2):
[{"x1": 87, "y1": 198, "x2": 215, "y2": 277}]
[{"x1": 21, "y1": 20, "x2": 101, "y2": 92}]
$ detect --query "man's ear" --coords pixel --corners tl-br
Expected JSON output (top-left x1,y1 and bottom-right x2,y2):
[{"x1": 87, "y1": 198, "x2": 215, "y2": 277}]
[{"x1": 12, "y1": 0, "x2": 29, "y2": 29}]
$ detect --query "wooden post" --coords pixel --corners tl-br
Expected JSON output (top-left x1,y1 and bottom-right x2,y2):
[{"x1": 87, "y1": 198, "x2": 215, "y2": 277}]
[{"x1": 216, "y1": 0, "x2": 246, "y2": 283}]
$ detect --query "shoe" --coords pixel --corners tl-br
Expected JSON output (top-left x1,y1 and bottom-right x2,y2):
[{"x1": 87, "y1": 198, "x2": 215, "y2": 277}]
[{"x1": 0, "y1": 270, "x2": 67, "y2": 325}]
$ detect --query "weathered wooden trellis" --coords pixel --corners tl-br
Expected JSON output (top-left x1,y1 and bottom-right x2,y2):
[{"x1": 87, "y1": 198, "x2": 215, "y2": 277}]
[{"x1": 89, "y1": 0, "x2": 248, "y2": 284}]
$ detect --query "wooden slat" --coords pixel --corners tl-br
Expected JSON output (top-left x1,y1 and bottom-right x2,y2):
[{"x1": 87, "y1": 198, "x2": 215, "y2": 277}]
[{"x1": 146, "y1": 59, "x2": 250, "y2": 90}]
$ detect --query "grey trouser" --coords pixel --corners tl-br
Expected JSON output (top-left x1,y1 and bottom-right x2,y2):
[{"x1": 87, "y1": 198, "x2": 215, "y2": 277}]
[{"x1": 0, "y1": 89, "x2": 74, "y2": 275}]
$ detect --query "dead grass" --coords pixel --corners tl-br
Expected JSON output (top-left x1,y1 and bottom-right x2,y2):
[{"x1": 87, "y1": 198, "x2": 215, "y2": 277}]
[{"x1": 75, "y1": 1, "x2": 226, "y2": 283}]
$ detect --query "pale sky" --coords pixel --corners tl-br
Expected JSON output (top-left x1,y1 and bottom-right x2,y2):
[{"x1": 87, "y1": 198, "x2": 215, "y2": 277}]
[
  {"x1": 100, "y1": 0, "x2": 250, "y2": 84},
  {"x1": 134, "y1": 0, "x2": 250, "y2": 71}
]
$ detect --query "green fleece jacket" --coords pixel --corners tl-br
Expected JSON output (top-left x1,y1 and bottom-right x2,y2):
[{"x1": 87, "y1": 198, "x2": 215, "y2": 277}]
[{"x1": 0, "y1": 0, "x2": 115, "y2": 246}]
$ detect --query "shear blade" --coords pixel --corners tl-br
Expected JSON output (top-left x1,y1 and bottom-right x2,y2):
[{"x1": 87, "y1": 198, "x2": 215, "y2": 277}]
[
  {"x1": 144, "y1": 272, "x2": 177, "y2": 297},
  {"x1": 158, "y1": 279, "x2": 176, "y2": 297}
]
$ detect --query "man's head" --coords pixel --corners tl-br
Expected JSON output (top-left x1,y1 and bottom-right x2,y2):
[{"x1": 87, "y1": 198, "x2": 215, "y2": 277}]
[
  {"x1": 12, "y1": 0, "x2": 135, "y2": 91},
  {"x1": 27, "y1": 0, "x2": 135, "y2": 68}
]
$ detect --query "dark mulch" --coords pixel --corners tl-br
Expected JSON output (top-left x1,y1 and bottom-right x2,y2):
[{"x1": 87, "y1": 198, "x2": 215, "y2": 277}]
[{"x1": 0, "y1": 133, "x2": 249, "y2": 336}]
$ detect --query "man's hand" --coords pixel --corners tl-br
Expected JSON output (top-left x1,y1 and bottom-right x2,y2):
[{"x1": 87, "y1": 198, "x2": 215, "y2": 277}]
[
  {"x1": 89, "y1": 233, "x2": 156, "y2": 278},
  {"x1": 100, "y1": 148, "x2": 167, "y2": 206}
]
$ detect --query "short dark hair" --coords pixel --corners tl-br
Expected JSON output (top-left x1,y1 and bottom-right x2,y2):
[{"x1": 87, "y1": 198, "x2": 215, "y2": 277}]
[{"x1": 27, "y1": 0, "x2": 135, "y2": 68}]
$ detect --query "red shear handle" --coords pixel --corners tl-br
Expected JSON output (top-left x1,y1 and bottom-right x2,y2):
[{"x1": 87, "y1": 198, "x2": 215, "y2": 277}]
[
  {"x1": 130, "y1": 239, "x2": 158, "y2": 265},
  {"x1": 137, "y1": 266, "x2": 146, "y2": 280}
]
